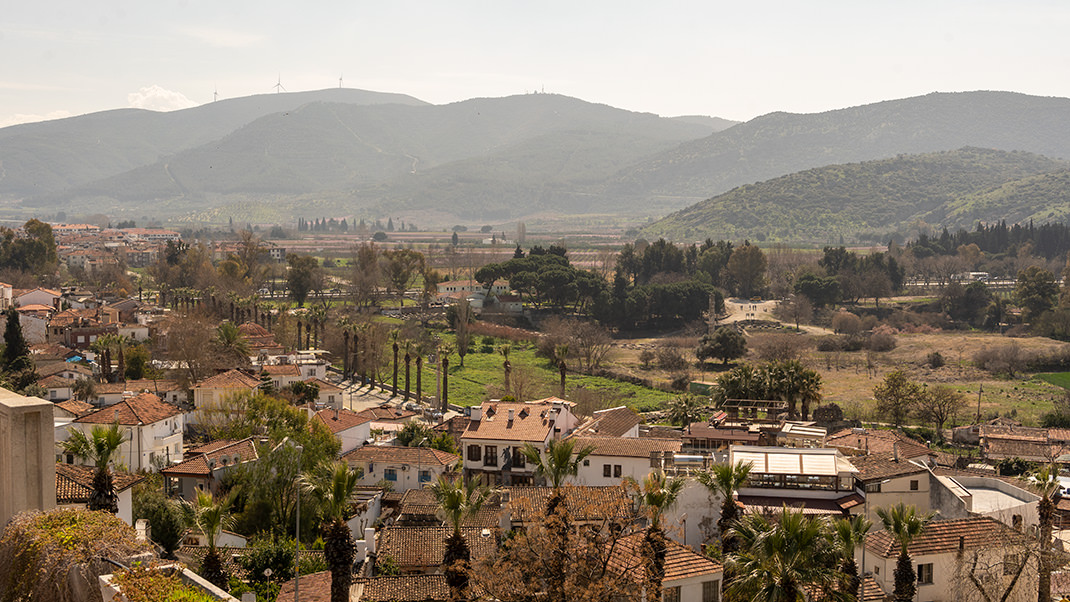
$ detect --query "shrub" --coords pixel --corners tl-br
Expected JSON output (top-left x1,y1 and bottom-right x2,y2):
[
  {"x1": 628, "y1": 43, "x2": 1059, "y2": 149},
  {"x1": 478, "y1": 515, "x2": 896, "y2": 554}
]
[
  {"x1": 866, "y1": 332, "x2": 897, "y2": 352},
  {"x1": 750, "y1": 332, "x2": 808, "y2": 362},
  {"x1": 926, "y1": 351, "x2": 945, "y2": 368},
  {"x1": 831, "y1": 311, "x2": 863, "y2": 335},
  {"x1": 974, "y1": 343, "x2": 1028, "y2": 377},
  {"x1": 656, "y1": 346, "x2": 688, "y2": 372},
  {"x1": 669, "y1": 372, "x2": 692, "y2": 391},
  {"x1": 638, "y1": 349, "x2": 656, "y2": 370}
]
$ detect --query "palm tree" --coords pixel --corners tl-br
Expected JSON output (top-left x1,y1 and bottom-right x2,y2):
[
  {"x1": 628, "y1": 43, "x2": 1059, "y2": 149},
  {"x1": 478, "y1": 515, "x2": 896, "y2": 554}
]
[
  {"x1": 301, "y1": 460, "x2": 362, "y2": 602},
  {"x1": 182, "y1": 489, "x2": 236, "y2": 589},
  {"x1": 337, "y1": 316, "x2": 352, "y2": 378},
  {"x1": 91, "y1": 336, "x2": 114, "y2": 383},
  {"x1": 832, "y1": 513, "x2": 872, "y2": 600},
  {"x1": 1033, "y1": 463, "x2": 1061, "y2": 602},
  {"x1": 554, "y1": 344, "x2": 569, "y2": 398},
  {"x1": 439, "y1": 342, "x2": 454, "y2": 411},
  {"x1": 726, "y1": 507, "x2": 841, "y2": 602},
  {"x1": 414, "y1": 342, "x2": 425, "y2": 404},
  {"x1": 61, "y1": 423, "x2": 126, "y2": 512},
  {"x1": 403, "y1": 341, "x2": 412, "y2": 402},
  {"x1": 390, "y1": 330, "x2": 400, "y2": 396},
  {"x1": 430, "y1": 475, "x2": 493, "y2": 600},
  {"x1": 215, "y1": 321, "x2": 251, "y2": 368},
  {"x1": 877, "y1": 503, "x2": 933, "y2": 602},
  {"x1": 632, "y1": 470, "x2": 685, "y2": 602},
  {"x1": 696, "y1": 461, "x2": 752, "y2": 554},
  {"x1": 665, "y1": 394, "x2": 706, "y2": 434},
  {"x1": 72, "y1": 378, "x2": 97, "y2": 404},
  {"x1": 520, "y1": 438, "x2": 595, "y2": 513},
  {"x1": 499, "y1": 344, "x2": 512, "y2": 397}
]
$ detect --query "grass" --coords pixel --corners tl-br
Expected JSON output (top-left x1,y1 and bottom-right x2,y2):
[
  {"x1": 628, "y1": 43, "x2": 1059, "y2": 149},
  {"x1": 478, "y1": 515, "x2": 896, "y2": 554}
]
[
  {"x1": 1038, "y1": 372, "x2": 1070, "y2": 390},
  {"x1": 404, "y1": 337, "x2": 676, "y2": 410}
]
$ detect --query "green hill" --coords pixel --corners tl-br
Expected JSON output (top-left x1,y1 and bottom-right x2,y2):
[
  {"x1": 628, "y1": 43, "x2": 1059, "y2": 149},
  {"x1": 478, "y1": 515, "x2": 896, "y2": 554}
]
[
  {"x1": 606, "y1": 91, "x2": 1070, "y2": 208},
  {"x1": 643, "y1": 148, "x2": 1070, "y2": 243}
]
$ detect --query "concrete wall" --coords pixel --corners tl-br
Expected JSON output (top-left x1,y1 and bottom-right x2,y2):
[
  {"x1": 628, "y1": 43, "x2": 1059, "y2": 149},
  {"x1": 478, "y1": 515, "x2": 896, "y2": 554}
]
[
  {"x1": 662, "y1": 479, "x2": 722, "y2": 551},
  {"x1": 863, "y1": 473, "x2": 931, "y2": 524},
  {"x1": 572, "y1": 455, "x2": 653, "y2": 487},
  {"x1": 0, "y1": 388, "x2": 56, "y2": 527}
]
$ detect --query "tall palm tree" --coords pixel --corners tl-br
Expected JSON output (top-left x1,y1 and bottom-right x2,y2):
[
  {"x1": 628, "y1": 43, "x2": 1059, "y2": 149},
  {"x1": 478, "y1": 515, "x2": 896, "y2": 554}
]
[
  {"x1": 61, "y1": 423, "x2": 126, "y2": 512},
  {"x1": 182, "y1": 489, "x2": 236, "y2": 589},
  {"x1": 72, "y1": 378, "x2": 97, "y2": 404},
  {"x1": 665, "y1": 394, "x2": 706, "y2": 434},
  {"x1": 1033, "y1": 463, "x2": 1061, "y2": 602},
  {"x1": 554, "y1": 344, "x2": 569, "y2": 398},
  {"x1": 696, "y1": 460, "x2": 752, "y2": 554},
  {"x1": 439, "y1": 342, "x2": 454, "y2": 411},
  {"x1": 215, "y1": 321, "x2": 251, "y2": 368},
  {"x1": 301, "y1": 460, "x2": 362, "y2": 602},
  {"x1": 632, "y1": 470, "x2": 685, "y2": 602},
  {"x1": 390, "y1": 330, "x2": 400, "y2": 396},
  {"x1": 337, "y1": 316, "x2": 352, "y2": 378},
  {"x1": 726, "y1": 507, "x2": 841, "y2": 602},
  {"x1": 430, "y1": 474, "x2": 493, "y2": 600},
  {"x1": 403, "y1": 341, "x2": 412, "y2": 402},
  {"x1": 832, "y1": 513, "x2": 872, "y2": 600},
  {"x1": 499, "y1": 344, "x2": 512, "y2": 397},
  {"x1": 877, "y1": 503, "x2": 933, "y2": 602},
  {"x1": 414, "y1": 342, "x2": 425, "y2": 404}
]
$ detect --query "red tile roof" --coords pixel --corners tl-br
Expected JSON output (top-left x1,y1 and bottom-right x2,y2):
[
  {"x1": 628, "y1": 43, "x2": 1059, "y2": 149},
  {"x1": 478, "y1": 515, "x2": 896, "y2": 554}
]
[
  {"x1": 55, "y1": 399, "x2": 95, "y2": 417},
  {"x1": 866, "y1": 516, "x2": 1029, "y2": 557},
  {"x1": 75, "y1": 392, "x2": 181, "y2": 425},
  {"x1": 462, "y1": 402, "x2": 558, "y2": 443},
  {"x1": 261, "y1": 364, "x2": 301, "y2": 377},
  {"x1": 848, "y1": 453, "x2": 930, "y2": 482},
  {"x1": 827, "y1": 428, "x2": 932, "y2": 459},
  {"x1": 609, "y1": 532, "x2": 722, "y2": 582},
  {"x1": 356, "y1": 406, "x2": 418, "y2": 422},
  {"x1": 305, "y1": 377, "x2": 342, "y2": 393},
  {"x1": 55, "y1": 463, "x2": 143, "y2": 503},
  {"x1": 37, "y1": 374, "x2": 75, "y2": 389},
  {"x1": 194, "y1": 369, "x2": 261, "y2": 390},
  {"x1": 354, "y1": 575, "x2": 450, "y2": 602},
  {"x1": 568, "y1": 436, "x2": 682, "y2": 458},
  {"x1": 572, "y1": 406, "x2": 640, "y2": 438},
  {"x1": 378, "y1": 526, "x2": 498, "y2": 568},
  {"x1": 314, "y1": 408, "x2": 374, "y2": 434},
  {"x1": 506, "y1": 485, "x2": 633, "y2": 524},
  {"x1": 342, "y1": 445, "x2": 459, "y2": 467},
  {"x1": 162, "y1": 438, "x2": 258, "y2": 477}
]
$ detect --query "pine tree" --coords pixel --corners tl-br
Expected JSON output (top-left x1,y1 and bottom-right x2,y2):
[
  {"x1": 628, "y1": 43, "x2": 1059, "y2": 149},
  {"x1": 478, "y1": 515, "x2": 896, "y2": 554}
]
[
  {"x1": 2, "y1": 308, "x2": 31, "y2": 373},
  {"x1": 387, "y1": 218, "x2": 394, "y2": 232}
]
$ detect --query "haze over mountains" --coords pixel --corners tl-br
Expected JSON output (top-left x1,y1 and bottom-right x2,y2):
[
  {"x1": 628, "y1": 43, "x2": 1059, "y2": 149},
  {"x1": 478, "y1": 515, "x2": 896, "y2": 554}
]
[{"x1": 6, "y1": 88, "x2": 1070, "y2": 239}]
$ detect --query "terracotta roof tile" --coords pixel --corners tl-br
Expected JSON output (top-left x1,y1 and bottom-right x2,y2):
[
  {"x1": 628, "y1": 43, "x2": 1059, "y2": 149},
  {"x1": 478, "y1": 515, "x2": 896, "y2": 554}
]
[
  {"x1": 261, "y1": 364, "x2": 301, "y2": 377},
  {"x1": 194, "y1": 369, "x2": 261, "y2": 390},
  {"x1": 37, "y1": 374, "x2": 75, "y2": 389},
  {"x1": 573, "y1": 406, "x2": 640, "y2": 438},
  {"x1": 827, "y1": 428, "x2": 932, "y2": 459},
  {"x1": 55, "y1": 399, "x2": 95, "y2": 417},
  {"x1": 378, "y1": 526, "x2": 498, "y2": 569},
  {"x1": 609, "y1": 532, "x2": 722, "y2": 583},
  {"x1": 462, "y1": 401, "x2": 558, "y2": 443},
  {"x1": 304, "y1": 377, "x2": 341, "y2": 392},
  {"x1": 356, "y1": 406, "x2": 419, "y2": 422},
  {"x1": 568, "y1": 436, "x2": 682, "y2": 458},
  {"x1": 342, "y1": 445, "x2": 459, "y2": 467},
  {"x1": 848, "y1": 453, "x2": 930, "y2": 482},
  {"x1": 37, "y1": 362, "x2": 92, "y2": 377},
  {"x1": 355, "y1": 574, "x2": 450, "y2": 602},
  {"x1": 96, "y1": 379, "x2": 181, "y2": 395},
  {"x1": 861, "y1": 576, "x2": 887, "y2": 601},
  {"x1": 314, "y1": 408, "x2": 374, "y2": 434},
  {"x1": 395, "y1": 489, "x2": 502, "y2": 528},
  {"x1": 163, "y1": 438, "x2": 258, "y2": 477},
  {"x1": 506, "y1": 485, "x2": 633, "y2": 524},
  {"x1": 75, "y1": 392, "x2": 181, "y2": 425},
  {"x1": 866, "y1": 516, "x2": 1029, "y2": 557},
  {"x1": 984, "y1": 438, "x2": 1065, "y2": 463},
  {"x1": 55, "y1": 463, "x2": 143, "y2": 503}
]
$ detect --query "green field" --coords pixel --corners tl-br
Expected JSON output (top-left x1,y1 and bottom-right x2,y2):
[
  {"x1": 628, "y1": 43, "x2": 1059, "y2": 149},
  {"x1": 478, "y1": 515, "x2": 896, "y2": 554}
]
[
  {"x1": 1038, "y1": 372, "x2": 1070, "y2": 390},
  {"x1": 392, "y1": 338, "x2": 675, "y2": 411}
]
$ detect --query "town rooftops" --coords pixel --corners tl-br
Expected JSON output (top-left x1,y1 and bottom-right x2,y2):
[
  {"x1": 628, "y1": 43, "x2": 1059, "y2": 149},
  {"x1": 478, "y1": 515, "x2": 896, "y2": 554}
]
[
  {"x1": 341, "y1": 445, "x2": 459, "y2": 467},
  {"x1": 848, "y1": 452, "x2": 930, "y2": 482},
  {"x1": 162, "y1": 438, "x2": 259, "y2": 477},
  {"x1": 463, "y1": 401, "x2": 562, "y2": 443},
  {"x1": 378, "y1": 526, "x2": 499, "y2": 568},
  {"x1": 56, "y1": 463, "x2": 144, "y2": 504},
  {"x1": 193, "y1": 369, "x2": 261, "y2": 390},
  {"x1": 95, "y1": 379, "x2": 181, "y2": 395},
  {"x1": 865, "y1": 516, "x2": 1030, "y2": 557},
  {"x1": 356, "y1": 405, "x2": 419, "y2": 422},
  {"x1": 506, "y1": 485, "x2": 633, "y2": 523},
  {"x1": 567, "y1": 436, "x2": 682, "y2": 458},
  {"x1": 571, "y1": 405, "x2": 640, "y2": 438},
  {"x1": 55, "y1": 399, "x2": 95, "y2": 417},
  {"x1": 313, "y1": 407, "x2": 374, "y2": 434},
  {"x1": 730, "y1": 445, "x2": 858, "y2": 477},
  {"x1": 826, "y1": 427, "x2": 933, "y2": 459},
  {"x1": 353, "y1": 575, "x2": 450, "y2": 602},
  {"x1": 74, "y1": 392, "x2": 181, "y2": 425},
  {"x1": 609, "y1": 532, "x2": 722, "y2": 583},
  {"x1": 261, "y1": 364, "x2": 301, "y2": 377}
]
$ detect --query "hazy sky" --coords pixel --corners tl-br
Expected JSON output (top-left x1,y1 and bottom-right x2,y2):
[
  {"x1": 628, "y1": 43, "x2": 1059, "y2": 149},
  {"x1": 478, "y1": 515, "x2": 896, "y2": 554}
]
[{"x1": 3, "y1": 1, "x2": 1069, "y2": 128}]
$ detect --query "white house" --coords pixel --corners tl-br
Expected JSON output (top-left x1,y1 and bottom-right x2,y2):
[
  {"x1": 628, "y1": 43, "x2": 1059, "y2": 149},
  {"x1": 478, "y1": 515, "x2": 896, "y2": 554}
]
[
  {"x1": 342, "y1": 445, "x2": 459, "y2": 493},
  {"x1": 190, "y1": 369, "x2": 261, "y2": 420},
  {"x1": 848, "y1": 452, "x2": 932, "y2": 524},
  {"x1": 611, "y1": 533, "x2": 723, "y2": 602},
  {"x1": 0, "y1": 281, "x2": 12, "y2": 310},
  {"x1": 313, "y1": 407, "x2": 374, "y2": 455},
  {"x1": 864, "y1": 516, "x2": 1034, "y2": 602},
  {"x1": 14, "y1": 287, "x2": 61, "y2": 310},
  {"x1": 36, "y1": 374, "x2": 74, "y2": 402},
  {"x1": 162, "y1": 438, "x2": 259, "y2": 501},
  {"x1": 66, "y1": 392, "x2": 184, "y2": 471},
  {"x1": 568, "y1": 436, "x2": 682, "y2": 486},
  {"x1": 261, "y1": 364, "x2": 303, "y2": 390},
  {"x1": 461, "y1": 398, "x2": 582, "y2": 485}
]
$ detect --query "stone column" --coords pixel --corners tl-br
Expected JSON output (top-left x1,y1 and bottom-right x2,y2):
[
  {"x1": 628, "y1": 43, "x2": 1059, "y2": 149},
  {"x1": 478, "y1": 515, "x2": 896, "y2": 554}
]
[{"x1": 0, "y1": 388, "x2": 56, "y2": 528}]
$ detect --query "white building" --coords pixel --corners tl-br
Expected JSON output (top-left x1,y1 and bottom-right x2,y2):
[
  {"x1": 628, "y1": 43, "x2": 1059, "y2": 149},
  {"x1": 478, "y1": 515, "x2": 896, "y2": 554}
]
[
  {"x1": 313, "y1": 407, "x2": 374, "y2": 455},
  {"x1": 65, "y1": 392, "x2": 184, "y2": 471},
  {"x1": 568, "y1": 436, "x2": 682, "y2": 486},
  {"x1": 461, "y1": 398, "x2": 581, "y2": 485},
  {"x1": 342, "y1": 445, "x2": 459, "y2": 493},
  {"x1": 55, "y1": 463, "x2": 143, "y2": 525}
]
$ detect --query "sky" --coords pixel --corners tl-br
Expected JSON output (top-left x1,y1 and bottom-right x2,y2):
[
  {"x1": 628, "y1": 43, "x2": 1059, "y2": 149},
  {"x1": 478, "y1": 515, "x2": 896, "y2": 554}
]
[{"x1": 3, "y1": 1, "x2": 1070, "y2": 128}]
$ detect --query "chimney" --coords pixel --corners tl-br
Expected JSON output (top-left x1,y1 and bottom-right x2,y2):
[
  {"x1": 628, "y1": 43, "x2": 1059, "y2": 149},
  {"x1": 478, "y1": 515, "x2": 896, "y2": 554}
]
[
  {"x1": 334, "y1": 406, "x2": 340, "y2": 420},
  {"x1": 958, "y1": 535, "x2": 965, "y2": 551},
  {"x1": 508, "y1": 409, "x2": 515, "y2": 422},
  {"x1": 355, "y1": 540, "x2": 367, "y2": 564},
  {"x1": 364, "y1": 527, "x2": 376, "y2": 554},
  {"x1": 893, "y1": 442, "x2": 899, "y2": 462},
  {"x1": 471, "y1": 406, "x2": 482, "y2": 421}
]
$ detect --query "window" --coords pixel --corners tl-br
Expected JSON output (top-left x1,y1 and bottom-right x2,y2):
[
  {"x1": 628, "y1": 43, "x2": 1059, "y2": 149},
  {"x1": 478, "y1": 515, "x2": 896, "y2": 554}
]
[
  {"x1": 583, "y1": 459, "x2": 590, "y2": 467},
  {"x1": 484, "y1": 446, "x2": 497, "y2": 467},
  {"x1": 865, "y1": 481, "x2": 882, "y2": 493},
  {"x1": 368, "y1": 462, "x2": 375, "y2": 474},
  {"x1": 613, "y1": 465, "x2": 622, "y2": 478},
  {"x1": 702, "y1": 580, "x2": 720, "y2": 602},
  {"x1": 663, "y1": 586, "x2": 681, "y2": 602},
  {"x1": 467, "y1": 445, "x2": 482, "y2": 462},
  {"x1": 511, "y1": 448, "x2": 526, "y2": 468},
  {"x1": 910, "y1": 479, "x2": 919, "y2": 491},
  {"x1": 604, "y1": 464, "x2": 612, "y2": 478},
  {"x1": 419, "y1": 470, "x2": 431, "y2": 483},
  {"x1": 917, "y1": 563, "x2": 933, "y2": 585},
  {"x1": 384, "y1": 468, "x2": 398, "y2": 482}
]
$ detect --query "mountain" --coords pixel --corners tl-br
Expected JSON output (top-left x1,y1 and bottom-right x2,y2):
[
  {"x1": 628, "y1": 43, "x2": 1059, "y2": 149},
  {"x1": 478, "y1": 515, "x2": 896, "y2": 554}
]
[
  {"x1": 26, "y1": 94, "x2": 716, "y2": 218},
  {"x1": 604, "y1": 91, "x2": 1070, "y2": 210},
  {"x1": 0, "y1": 89, "x2": 427, "y2": 197},
  {"x1": 643, "y1": 148, "x2": 1070, "y2": 243}
]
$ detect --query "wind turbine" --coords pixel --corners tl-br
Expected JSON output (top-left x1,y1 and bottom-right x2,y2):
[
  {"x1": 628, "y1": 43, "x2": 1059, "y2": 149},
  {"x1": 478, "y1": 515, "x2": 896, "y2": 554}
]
[
  {"x1": 213, "y1": 86, "x2": 218, "y2": 102},
  {"x1": 274, "y1": 74, "x2": 286, "y2": 94},
  {"x1": 339, "y1": 74, "x2": 343, "y2": 89}
]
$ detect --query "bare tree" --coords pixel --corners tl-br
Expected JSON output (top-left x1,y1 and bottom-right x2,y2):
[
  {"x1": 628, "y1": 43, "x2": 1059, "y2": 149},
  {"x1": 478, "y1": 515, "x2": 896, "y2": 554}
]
[
  {"x1": 915, "y1": 385, "x2": 967, "y2": 441},
  {"x1": 572, "y1": 321, "x2": 612, "y2": 374}
]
